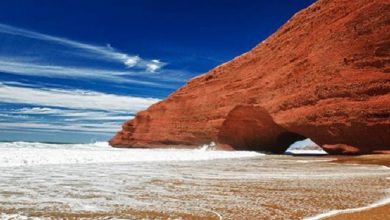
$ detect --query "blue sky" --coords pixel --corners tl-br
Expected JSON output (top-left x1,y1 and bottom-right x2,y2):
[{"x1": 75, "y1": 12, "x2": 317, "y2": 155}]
[{"x1": 0, "y1": 0, "x2": 315, "y2": 143}]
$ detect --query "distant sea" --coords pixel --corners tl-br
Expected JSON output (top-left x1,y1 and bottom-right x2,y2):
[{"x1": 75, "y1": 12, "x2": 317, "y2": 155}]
[{"x1": 0, "y1": 142, "x2": 389, "y2": 219}]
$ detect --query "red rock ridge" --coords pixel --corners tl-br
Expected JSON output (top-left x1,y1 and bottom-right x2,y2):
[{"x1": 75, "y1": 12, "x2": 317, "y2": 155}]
[{"x1": 110, "y1": 0, "x2": 390, "y2": 154}]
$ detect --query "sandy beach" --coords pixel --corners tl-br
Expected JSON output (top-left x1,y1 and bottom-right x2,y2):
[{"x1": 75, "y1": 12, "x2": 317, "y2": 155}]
[
  {"x1": 325, "y1": 204, "x2": 390, "y2": 220},
  {"x1": 0, "y1": 142, "x2": 389, "y2": 219},
  {"x1": 334, "y1": 154, "x2": 390, "y2": 167},
  {"x1": 319, "y1": 155, "x2": 390, "y2": 220}
]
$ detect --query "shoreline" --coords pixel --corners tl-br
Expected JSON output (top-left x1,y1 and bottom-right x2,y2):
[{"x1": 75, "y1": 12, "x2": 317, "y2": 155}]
[
  {"x1": 306, "y1": 154, "x2": 390, "y2": 220},
  {"x1": 332, "y1": 154, "x2": 390, "y2": 167},
  {"x1": 1, "y1": 143, "x2": 390, "y2": 219}
]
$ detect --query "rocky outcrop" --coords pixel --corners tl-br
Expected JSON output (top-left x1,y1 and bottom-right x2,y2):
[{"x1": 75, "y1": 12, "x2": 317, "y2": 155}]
[{"x1": 110, "y1": 0, "x2": 390, "y2": 154}]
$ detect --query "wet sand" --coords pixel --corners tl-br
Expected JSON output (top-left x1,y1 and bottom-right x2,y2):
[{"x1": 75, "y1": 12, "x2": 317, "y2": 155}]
[
  {"x1": 325, "y1": 205, "x2": 390, "y2": 220},
  {"x1": 0, "y1": 142, "x2": 389, "y2": 220},
  {"x1": 1, "y1": 155, "x2": 390, "y2": 220},
  {"x1": 334, "y1": 154, "x2": 390, "y2": 167},
  {"x1": 324, "y1": 155, "x2": 390, "y2": 220}
]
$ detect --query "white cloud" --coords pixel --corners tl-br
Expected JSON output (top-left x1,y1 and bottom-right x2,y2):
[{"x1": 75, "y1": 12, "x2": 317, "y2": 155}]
[
  {"x1": 0, "y1": 113, "x2": 30, "y2": 119},
  {"x1": 0, "y1": 80, "x2": 37, "y2": 87},
  {"x1": 0, "y1": 79, "x2": 148, "y2": 134},
  {"x1": 14, "y1": 107, "x2": 133, "y2": 121},
  {"x1": 65, "y1": 115, "x2": 133, "y2": 121},
  {"x1": 0, "y1": 106, "x2": 135, "y2": 134},
  {"x1": 0, "y1": 59, "x2": 167, "y2": 87},
  {"x1": 0, "y1": 84, "x2": 160, "y2": 112},
  {"x1": 0, "y1": 23, "x2": 163, "y2": 71},
  {"x1": 0, "y1": 121, "x2": 120, "y2": 133},
  {"x1": 0, "y1": 23, "x2": 181, "y2": 137},
  {"x1": 15, "y1": 107, "x2": 63, "y2": 115},
  {"x1": 124, "y1": 56, "x2": 140, "y2": 68},
  {"x1": 146, "y1": 59, "x2": 165, "y2": 72}
]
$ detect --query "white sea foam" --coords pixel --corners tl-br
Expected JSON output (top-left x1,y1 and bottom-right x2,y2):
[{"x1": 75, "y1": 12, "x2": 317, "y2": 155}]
[
  {"x1": 0, "y1": 213, "x2": 43, "y2": 220},
  {"x1": 297, "y1": 149, "x2": 390, "y2": 220},
  {"x1": 304, "y1": 193, "x2": 390, "y2": 220},
  {"x1": 198, "y1": 141, "x2": 217, "y2": 151},
  {"x1": 381, "y1": 165, "x2": 390, "y2": 170},
  {"x1": 285, "y1": 149, "x2": 327, "y2": 155},
  {"x1": 295, "y1": 159, "x2": 333, "y2": 163},
  {"x1": 0, "y1": 141, "x2": 263, "y2": 167}
]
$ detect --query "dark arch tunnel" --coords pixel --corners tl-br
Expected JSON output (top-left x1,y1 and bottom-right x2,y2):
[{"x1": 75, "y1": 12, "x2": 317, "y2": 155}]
[
  {"x1": 217, "y1": 105, "x2": 308, "y2": 154},
  {"x1": 276, "y1": 132, "x2": 307, "y2": 152}
]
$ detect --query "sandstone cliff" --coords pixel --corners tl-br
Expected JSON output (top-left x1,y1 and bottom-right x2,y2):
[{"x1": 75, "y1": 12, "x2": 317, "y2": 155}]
[{"x1": 110, "y1": 0, "x2": 390, "y2": 154}]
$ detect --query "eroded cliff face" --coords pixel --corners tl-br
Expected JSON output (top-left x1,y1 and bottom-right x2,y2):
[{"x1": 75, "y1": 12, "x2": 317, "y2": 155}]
[{"x1": 110, "y1": 0, "x2": 390, "y2": 154}]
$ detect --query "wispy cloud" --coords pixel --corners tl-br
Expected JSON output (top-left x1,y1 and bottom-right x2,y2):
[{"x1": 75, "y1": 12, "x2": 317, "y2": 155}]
[
  {"x1": 0, "y1": 23, "x2": 165, "y2": 71},
  {"x1": 0, "y1": 106, "x2": 134, "y2": 135},
  {"x1": 0, "y1": 22, "x2": 188, "y2": 139},
  {"x1": 0, "y1": 121, "x2": 120, "y2": 133},
  {"x1": 0, "y1": 85, "x2": 145, "y2": 134},
  {"x1": 0, "y1": 23, "x2": 192, "y2": 90},
  {"x1": 0, "y1": 113, "x2": 30, "y2": 120},
  {"x1": 0, "y1": 59, "x2": 166, "y2": 86},
  {"x1": 0, "y1": 84, "x2": 160, "y2": 112},
  {"x1": 14, "y1": 107, "x2": 133, "y2": 121},
  {"x1": 15, "y1": 107, "x2": 69, "y2": 115},
  {"x1": 146, "y1": 59, "x2": 164, "y2": 73}
]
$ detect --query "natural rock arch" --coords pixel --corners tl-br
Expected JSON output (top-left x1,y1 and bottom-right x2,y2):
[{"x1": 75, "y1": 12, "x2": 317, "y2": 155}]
[
  {"x1": 110, "y1": 0, "x2": 390, "y2": 154},
  {"x1": 217, "y1": 105, "x2": 307, "y2": 153}
]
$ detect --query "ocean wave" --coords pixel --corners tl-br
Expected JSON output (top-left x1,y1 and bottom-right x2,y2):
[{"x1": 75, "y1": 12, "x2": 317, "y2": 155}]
[
  {"x1": 0, "y1": 141, "x2": 263, "y2": 167},
  {"x1": 284, "y1": 149, "x2": 327, "y2": 155}
]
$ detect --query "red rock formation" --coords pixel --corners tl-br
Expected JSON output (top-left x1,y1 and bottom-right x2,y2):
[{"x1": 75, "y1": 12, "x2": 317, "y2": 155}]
[{"x1": 110, "y1": 0, "x2": 390, "y2": 154}]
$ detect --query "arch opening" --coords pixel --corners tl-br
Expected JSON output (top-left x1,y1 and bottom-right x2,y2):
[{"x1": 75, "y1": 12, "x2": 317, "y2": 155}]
[
  {"x1": 217, "y1": 105, "x2": 310, "y2": 154},
  {"x1": 284, "y1": 138, "x2": 327, "y2": 155},
  {"x1": 276, "y1": 132, "x2": 307, "y2": 150}
]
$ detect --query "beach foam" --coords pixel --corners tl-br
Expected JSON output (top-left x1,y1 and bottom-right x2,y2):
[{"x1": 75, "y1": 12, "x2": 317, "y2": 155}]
[
  {"x1": 0, "y1": 141, "x2": 263, "y2": 167},
  {"x1": 304, "y1": 163, "x2": 390, "y2": 220},
  {"x1": 0, "y1": 144, "x2": 389, "y2": 220},
  {"x1": 304, "y1": 194, "x2": 390, "y2": 220},
  {"x1": 285, "y1": 149, "x2": 327, "y2": 155},
  {"x1": 0, "y1": 213, "x2": 43, "y2": 220}
]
